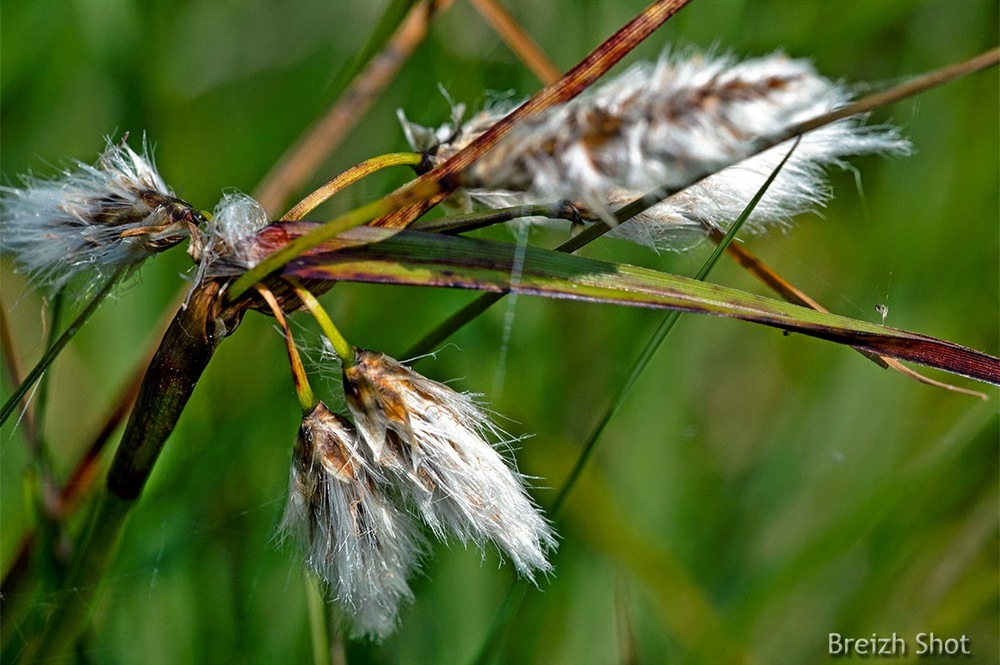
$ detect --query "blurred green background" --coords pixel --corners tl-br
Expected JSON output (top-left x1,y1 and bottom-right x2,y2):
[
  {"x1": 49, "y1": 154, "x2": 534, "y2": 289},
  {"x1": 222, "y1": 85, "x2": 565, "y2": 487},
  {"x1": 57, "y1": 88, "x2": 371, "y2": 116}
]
[{"x1": 1, "y1": 0, "x2": 997, "y2": 663}]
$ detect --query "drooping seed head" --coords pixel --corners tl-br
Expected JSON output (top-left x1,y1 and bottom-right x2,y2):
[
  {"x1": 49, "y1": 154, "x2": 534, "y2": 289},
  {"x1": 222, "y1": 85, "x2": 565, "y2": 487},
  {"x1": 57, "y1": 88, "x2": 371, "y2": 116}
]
[
  {"x1": 343, "y1": 349, "x2": 556, "y2": 581},
  {"x1": 281, "y1": 402, "x2": 423, "y2": 640}
]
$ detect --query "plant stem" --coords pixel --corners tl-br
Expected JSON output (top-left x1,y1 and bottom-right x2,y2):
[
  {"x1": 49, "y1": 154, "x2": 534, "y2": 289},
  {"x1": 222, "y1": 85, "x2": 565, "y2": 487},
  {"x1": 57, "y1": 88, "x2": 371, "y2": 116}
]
[
  {"x1": 282, "y1": 152, "x2": 424, "y2": 221},
  {"x1": 287, "y1": 278, "x2": 356, "y2": 367},
  {"x1": 306, "y1": 575, "x2": 331, "y2": 665},
  {"x1": 1, "y1": 267, "x2": 126, "y2": 426},
  {"x1": 21, "y1": 280, "x2": 245, "y2": 663},
  {"x1": 255, "y1": 284, "x2": 316, "y2": 412}
]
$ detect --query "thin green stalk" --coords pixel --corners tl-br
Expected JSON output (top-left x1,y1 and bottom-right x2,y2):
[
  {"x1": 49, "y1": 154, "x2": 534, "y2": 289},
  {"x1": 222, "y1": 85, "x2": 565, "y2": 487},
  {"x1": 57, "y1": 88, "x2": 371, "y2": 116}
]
[
  {"x1": 29, "y1": 289, "x2": 64, "y2": 555},
  {"x1": 28, "y1": 290, "x2": 66, "y2": 623},
  {"x1": 306, "y1": 575, "x2": 331, "y2": 665},
  {"x1": 469, "y1": 140, "x2": 798, "y2": 665},
  {"x1": 470, "y1": 581, "x2": 529, "y2": 665},
  {"x1": 404, "y1": 293, "x2": 504, "y2": 360},
  {"x1": 20, "y1": 280, "x2": 245, "y2": 663},
  {"x1": 287, "y1": 278, "x2": 356, "y2": 367},
  {"x1": 1, "y1": 267, "x2": 126, "y2": 426},
  {"x1": 31, "y1": 289, "x2": 64, "y2": 449}
]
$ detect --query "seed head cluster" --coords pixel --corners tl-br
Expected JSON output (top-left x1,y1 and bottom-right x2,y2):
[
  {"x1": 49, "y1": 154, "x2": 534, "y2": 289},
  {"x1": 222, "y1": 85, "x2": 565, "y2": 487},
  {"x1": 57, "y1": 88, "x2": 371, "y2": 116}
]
[
  {"x1": 282, "y1": 402, "x2": 424, "y2": 639},
  {"x1": 282, "y1": 349, "x2": 555, "y2": 639},
  {"x1": 2, "y1": 43, "x2": 919, "y2": 646},
  {"x1": 399, "y1": 49, "x2": 910, "y2": 249},
  {"x1": 0, "y1": 137, "x2": 200, "y2": 289}
]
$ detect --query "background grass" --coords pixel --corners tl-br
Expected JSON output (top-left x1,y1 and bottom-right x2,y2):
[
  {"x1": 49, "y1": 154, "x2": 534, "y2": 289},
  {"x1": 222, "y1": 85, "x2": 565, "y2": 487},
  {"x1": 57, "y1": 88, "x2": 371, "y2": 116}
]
[{"x1": 1, "y1": 1, "x2": 997, "y2": 663}]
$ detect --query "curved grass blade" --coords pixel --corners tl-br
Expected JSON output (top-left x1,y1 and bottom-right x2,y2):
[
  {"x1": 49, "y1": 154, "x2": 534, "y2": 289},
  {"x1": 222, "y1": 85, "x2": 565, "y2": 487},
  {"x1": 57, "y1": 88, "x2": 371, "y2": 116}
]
[
  {"x1": 268, "y1": 225, "x2": 999, "y2": 384},
  {"x1": 1, "y1": 267, "x2": 126, "y2": 426},
  {"x1": 471, "y1": 137, "x2": 799, "y2": 665},
  {"x1": 401, "y1": 47, "x2": 1000, "y2": 357}
]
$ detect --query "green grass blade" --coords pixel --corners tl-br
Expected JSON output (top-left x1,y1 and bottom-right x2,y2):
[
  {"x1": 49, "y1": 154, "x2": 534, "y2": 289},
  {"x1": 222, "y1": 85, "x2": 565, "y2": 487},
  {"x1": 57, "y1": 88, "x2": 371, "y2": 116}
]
[
  {"x1": 1, "y1": 268, "x2": 126, "y2": 426},
  {"x1": 552, "y1": 137, "x2": 802, "y2": 515},
  {"x1": 471, "y1": 137, "x2": 801, "y2": 665},
  {"x1": 269, "y1": 225, "x2": 998, "y2": 384}
]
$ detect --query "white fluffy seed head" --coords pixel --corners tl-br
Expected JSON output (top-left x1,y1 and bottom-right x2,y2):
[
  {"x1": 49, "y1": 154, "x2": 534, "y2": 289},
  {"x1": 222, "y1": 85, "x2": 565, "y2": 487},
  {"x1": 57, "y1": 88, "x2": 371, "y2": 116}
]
[
  {"x1": 399, "y1": 49, "x2": 911, "y2": 246},
  {"x1": 281, "y1": 402, "x2": 423, "y2": 640},
  {"x1": 188, "y1": 191, "x2": 270, "y2": 280},
  {"x1": 343, "y1": 349, "x2": 556, "y2": 581},
  {"x1": 0, "y1": 137, "x2": 199, "y2": 290}
]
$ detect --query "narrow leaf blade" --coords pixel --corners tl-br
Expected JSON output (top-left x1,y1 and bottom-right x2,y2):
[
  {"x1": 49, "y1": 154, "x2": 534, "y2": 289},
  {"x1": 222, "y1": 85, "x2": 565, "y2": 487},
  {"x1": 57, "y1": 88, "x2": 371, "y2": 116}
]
[{"x1": 260, "y1": 224, "x2": 999, "y2": 385}]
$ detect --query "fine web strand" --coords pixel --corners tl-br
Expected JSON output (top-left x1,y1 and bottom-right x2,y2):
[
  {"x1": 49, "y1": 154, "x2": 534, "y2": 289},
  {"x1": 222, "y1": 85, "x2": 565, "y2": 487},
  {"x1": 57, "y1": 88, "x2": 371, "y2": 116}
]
[{"x1": 492, "y1": 223, "x2": 530, "y2": 397}]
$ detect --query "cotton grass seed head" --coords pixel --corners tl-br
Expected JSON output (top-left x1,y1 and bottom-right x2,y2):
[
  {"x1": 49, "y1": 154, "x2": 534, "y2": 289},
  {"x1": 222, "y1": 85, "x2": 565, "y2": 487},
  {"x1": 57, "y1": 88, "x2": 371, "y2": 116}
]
[
  {"x1": 281, "y1": 402, "x2": 423, "y2": 640},
  {"x1": 343, "y1": 349, "x2": 556, "y2": 581},
  {"x1": 0, "y1": 136, "x2": 200, "y2": 290},
  {"x1": 400, "y1": 49, "x2": 910, "y2": 244},
  {"x1": 603, "y1": 115, "x2": 910, "y2": 250}
]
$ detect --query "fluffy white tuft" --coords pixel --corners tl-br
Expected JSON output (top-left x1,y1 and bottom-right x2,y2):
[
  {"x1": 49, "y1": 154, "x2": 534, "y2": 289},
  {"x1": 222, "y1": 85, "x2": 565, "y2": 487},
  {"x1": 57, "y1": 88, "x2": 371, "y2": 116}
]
[
  {"x1": 399, "y1": 50, "x2": 911, "y2": 247},
  {"x1": 281, "y1": 402, "x2": 423, "y2": 640},
  {"x1": 0, "y1": 137, "x2": 196, "y2": 289},
  {"x1": 189, "y1": 192, "x2": 270, "y2": 273},
  {"x1": 343, "y1": 349, "x2": 556, "y2": 581}
]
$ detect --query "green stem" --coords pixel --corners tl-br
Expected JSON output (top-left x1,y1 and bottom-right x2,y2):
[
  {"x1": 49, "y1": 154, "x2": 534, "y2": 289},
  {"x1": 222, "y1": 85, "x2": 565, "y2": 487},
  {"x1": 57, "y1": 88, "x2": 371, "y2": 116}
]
[
  {"x1": 31, "y1": 290, "x2": 64, "y2": 450},
  {"x1": 30, "y1": 291, "x2": 64, "y2": 577},
  {"x1": 306, "y1": 575, "x2": 331, "y2": 665},
  {"x1": 288, "y1": 279, "x2": 356, "y2": 367},
  {"x1": 22, "y1": 280, "x2": 244, "y2": 663},
  {"x1": 403, "y1": 293, "x2": 502, "y2": 360},
  {"x1": 470, "y1": 581, "x2": 528, "y2": 665},
  {"x1": 1, "y1": 267, "x2": 126, "y2": 426}
]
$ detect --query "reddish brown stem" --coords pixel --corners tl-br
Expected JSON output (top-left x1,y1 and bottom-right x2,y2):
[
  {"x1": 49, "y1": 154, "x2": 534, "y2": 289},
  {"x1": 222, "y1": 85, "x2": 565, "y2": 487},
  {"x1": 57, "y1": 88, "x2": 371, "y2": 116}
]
[{"x1": 469, "y1": 0, "x2": 561, "y2": 85}]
